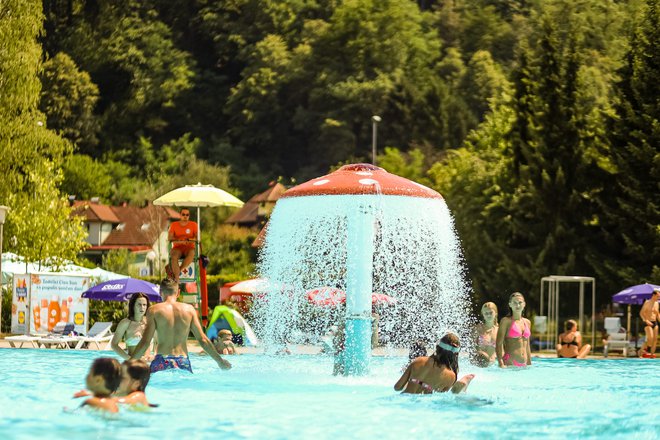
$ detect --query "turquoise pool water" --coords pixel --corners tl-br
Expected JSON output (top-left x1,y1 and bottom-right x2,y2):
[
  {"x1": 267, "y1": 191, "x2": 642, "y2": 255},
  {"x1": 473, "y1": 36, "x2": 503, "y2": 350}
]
[{"x1": 1, "y1": 349, "x2": 658, "y2": 439}]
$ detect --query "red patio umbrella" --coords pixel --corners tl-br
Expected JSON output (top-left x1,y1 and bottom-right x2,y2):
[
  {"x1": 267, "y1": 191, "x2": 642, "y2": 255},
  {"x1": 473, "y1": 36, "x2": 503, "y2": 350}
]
[
  {"x1": 306, "y1": 287, "x2": 346, "y2": 306},
  {"x1": 306, "y1": 287, "x2": 397, "y2": 307}
]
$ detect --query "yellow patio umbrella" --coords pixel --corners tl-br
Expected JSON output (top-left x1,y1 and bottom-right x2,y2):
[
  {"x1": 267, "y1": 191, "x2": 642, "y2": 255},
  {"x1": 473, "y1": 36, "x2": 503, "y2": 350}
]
[{"x1": 153, "y1": 182, "x2": 244, "y2": 236}]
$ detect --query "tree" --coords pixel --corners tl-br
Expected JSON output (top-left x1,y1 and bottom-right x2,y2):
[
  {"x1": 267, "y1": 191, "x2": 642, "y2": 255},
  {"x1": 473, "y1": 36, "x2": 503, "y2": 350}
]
[
  {"x1": 0, "y1": 0, "x2": 87, "y2": 265},
  {"x1": 39, "y1": 52, "x2": 100, "y2": 150},
  {"x1": 598, "y1": 0, "x2": 660, "y2": 287}
]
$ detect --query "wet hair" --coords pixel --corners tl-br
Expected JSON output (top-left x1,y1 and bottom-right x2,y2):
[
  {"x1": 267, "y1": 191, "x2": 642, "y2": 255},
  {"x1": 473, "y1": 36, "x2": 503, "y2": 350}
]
[
  {"x1": 565, "y1": 319, "x2": 577, "y2": 331},
  {"x1": 90, "y1": 357, "x2": 122, "y2": 393},
  {"x1": 430, "y1": 333, "x2": 460, "y2": 378},
  {"x1": 408, "y1": 339, "x2": 428, "y2": 360},
  {"x1": 122, "y1": 359, "x2": 151, "y2": 392},
  {"x1": 218, "y1": 329, "x2": 233, "y2": 339},
  {"x1": 128, "y1": 292, "x2": 151, "y2": 321},
  {"x1": 160, "y1": 278, "x2": 178, "y2": 297},
  {"x1": 481, "y1": 302, "x2": 498, "y2": 322},
  {"x1": 506, "y1": 292, "x2": 526, "y2": 317}
]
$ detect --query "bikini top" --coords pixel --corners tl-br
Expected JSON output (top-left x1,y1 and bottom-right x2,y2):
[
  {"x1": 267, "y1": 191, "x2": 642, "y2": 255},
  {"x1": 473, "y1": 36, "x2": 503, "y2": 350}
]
[
  {"x1": 507, "y1": 319, "x2": 531, "y2": 339},
  {"x1": 560, "y1": 335, "x2": 579, "y2": 346},
  {"x1": 124, "y1": 320, "x2": 145, "y2": 346},
  {"x1": 478, "y1": 334, "x2": 496, "y2": 348}
]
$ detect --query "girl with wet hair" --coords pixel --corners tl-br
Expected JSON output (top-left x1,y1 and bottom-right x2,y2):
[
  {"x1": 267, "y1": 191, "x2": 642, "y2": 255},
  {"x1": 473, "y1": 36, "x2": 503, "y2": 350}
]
[
  {"x1": 473, "y1": 302, "x2": 498, "y2": 367},
  {"x1": 496, "y1": 292, "x2": 532, "y2": 368},
  {"x1": 394, "y1": 332, "x2": 474, "y2": 394}
]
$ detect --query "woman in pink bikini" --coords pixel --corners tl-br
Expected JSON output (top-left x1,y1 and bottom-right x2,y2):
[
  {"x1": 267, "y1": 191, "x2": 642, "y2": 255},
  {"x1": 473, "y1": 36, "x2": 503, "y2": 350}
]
[
  {"x1": 394, "y1": 333, "x2": 475, "y2": 394},
  {"x1": 496, "y1": 292, "x2": 532, "y2": 368}
]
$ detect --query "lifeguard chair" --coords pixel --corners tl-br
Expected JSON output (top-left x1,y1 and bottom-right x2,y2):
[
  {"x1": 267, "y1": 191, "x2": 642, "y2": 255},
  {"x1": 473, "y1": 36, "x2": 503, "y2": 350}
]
[{"x1": 168, "y1": 242, "x2": 202, "y2": 308}]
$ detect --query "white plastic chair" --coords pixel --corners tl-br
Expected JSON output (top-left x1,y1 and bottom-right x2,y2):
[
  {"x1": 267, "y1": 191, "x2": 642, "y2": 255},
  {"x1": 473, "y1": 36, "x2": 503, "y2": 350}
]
[
  {"x1": 603, "y1": 317, "x2": 629, "y2": 357},
  {"x1": 74, "y1": 322, "x2": 114, "y2": 350}
]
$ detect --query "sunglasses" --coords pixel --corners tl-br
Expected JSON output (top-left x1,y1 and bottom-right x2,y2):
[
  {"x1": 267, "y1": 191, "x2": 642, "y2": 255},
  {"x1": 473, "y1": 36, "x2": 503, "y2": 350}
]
[{"x1": 181, "y1": 213, "x2": 190, "y2": 217}]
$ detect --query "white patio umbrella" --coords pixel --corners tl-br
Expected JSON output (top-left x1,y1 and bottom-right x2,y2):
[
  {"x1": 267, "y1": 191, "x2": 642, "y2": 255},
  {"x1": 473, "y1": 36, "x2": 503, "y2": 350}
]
[
  {"x1": 153, "y1": 182, "x2": 244, "y2": 237},
  {"x1": 229, "y1": 278, "x2": 271, "y2": 294}
]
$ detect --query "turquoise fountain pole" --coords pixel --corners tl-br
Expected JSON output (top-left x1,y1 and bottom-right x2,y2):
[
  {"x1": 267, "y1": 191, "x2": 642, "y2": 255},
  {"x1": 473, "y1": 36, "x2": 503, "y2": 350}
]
[{"x1": 344, "y1": 200, "x2": 375, "y2": 375}]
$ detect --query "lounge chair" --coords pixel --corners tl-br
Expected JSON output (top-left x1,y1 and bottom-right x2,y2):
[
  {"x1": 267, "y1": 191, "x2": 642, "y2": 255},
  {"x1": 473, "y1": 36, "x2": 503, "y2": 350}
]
[
  {"x1": 4, "y1": 333, "x2": 46, "y2": 348},
  {"x1": 37, "y1": 323, "x2": 78, "y2": 349},
  {"x1": 603, "y1": 317, "x2": 629, "y2": 357},
  {"x1": 74, "y1": 322, "x2": 114, "y2": 350}
]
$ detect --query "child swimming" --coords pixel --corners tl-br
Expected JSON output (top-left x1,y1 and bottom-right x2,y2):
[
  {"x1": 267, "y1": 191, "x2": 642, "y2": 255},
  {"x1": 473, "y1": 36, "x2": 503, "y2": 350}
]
[
  {"x1": 115, "y1": 359, "x2": 153, "y2": 407},
  {"x1": 76, "y1": 357, "x2": 122, "y2": 413}
]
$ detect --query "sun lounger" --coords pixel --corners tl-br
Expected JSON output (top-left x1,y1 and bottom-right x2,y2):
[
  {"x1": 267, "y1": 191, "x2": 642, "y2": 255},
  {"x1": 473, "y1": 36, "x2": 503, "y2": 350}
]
[
  {"x1": 74, "y1": 322, "x2": 114, "y2": 350},
  {"x1": 4, "y1": 334, "x2": 45, "y2": 348},
  {"x1": 36, "y1": 323, "x2": 77, "y2": 349}
]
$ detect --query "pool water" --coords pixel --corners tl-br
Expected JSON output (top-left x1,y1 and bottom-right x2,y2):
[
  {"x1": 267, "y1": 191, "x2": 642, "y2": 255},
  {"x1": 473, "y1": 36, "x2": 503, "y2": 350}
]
[{"x1": 1, "y1": 349, "x2": 658, "y2": 439}]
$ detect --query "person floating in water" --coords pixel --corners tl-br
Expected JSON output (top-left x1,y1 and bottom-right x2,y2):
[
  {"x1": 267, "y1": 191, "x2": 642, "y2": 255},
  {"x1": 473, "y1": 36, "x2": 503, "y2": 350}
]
[
  {"x1": 73, "y1": 358, "x2": 158, "y2": 412},
  {"x1": 130, "y1": 278, "x2": 231, "y2": 372},
  {"x1": 496, "y1": 292, "x2": 532, "y2": 368},
  {"x1": 114, "y1": 359, "x2": 154, "y2": 407},
  {"x1": 556, "y1": 319, "x2": 591, "y2": 359},
  {"x1": 75, "y1": 357, "x2": 122, "y2": 413},
  {"x1": 473, "y1": 302, "x2": 498, "y2": 367},
  {"x1": 394, "y1": 333, "x2": 475, "y2": 394}
]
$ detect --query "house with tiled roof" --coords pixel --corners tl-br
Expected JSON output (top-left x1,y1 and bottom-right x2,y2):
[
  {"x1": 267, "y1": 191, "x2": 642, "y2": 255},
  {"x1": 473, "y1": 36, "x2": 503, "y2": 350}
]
[
  {"x1": 73, "y1": 200, "x2": 180, "y2": 276},
  {"x1": 224, "y1": 182, "x2": 287, "y2": 248}
]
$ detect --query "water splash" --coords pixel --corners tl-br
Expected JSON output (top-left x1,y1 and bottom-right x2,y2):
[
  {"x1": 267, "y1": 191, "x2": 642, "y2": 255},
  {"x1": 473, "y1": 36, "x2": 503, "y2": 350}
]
[{"x1": 252, "y1": 193, "x2": 475, "y2": 356}]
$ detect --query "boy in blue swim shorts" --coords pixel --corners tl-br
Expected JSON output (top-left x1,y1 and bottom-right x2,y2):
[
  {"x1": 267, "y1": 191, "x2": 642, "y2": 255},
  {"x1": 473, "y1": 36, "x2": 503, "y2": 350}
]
[{"x1": 130, "y1": 279, "x2": 231, "y2": 372}]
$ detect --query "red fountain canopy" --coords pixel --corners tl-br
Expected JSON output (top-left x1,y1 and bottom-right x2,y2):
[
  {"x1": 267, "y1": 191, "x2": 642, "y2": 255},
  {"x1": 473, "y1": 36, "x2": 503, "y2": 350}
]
[{"x1": 282, "y1": 164, "x2": 443, "y2": 199}]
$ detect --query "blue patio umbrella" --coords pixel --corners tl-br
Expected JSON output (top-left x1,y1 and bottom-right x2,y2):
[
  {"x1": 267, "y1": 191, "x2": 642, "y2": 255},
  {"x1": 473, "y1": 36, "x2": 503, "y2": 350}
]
[
  {"x1": 612, "y1": 283, "x2": 660, "y2": 305},
  {"x1": 82, "y1": 278, "x2": 161, "y2": 302}
]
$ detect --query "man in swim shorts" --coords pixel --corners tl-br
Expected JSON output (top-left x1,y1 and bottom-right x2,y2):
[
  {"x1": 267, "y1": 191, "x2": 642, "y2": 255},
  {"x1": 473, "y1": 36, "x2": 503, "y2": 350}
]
[
  {"x1": 130, "y1": 279, "x2": 231, "y2": 372},
  {"x1": 639, "y1": 288, "x2": 659, "y2": 358}
]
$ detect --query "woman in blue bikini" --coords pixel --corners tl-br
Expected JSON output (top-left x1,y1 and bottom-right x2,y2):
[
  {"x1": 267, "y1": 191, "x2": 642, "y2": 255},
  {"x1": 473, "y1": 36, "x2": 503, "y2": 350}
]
[
  {"x1": 496, "y1": 292, "x2": 532, "y2": 368},
  {"x1": 394, "y1": 333, "x2": 475, "y2": 394},
  {"x1": 111, "y1": 293, "x2": 156, "y2": 360}
]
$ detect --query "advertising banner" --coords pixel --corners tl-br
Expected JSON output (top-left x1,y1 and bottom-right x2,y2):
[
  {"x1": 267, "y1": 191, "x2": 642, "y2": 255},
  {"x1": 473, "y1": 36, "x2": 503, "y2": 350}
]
[
  {"x1": 10, "y1": 274, "x2": 30, "y2": 334},
  {"x1": 28, "y1": 274, "x2": 90, "y2": 335},
  {"x1": 10, "y1": 273, "x2": 91, "y2": 335}
]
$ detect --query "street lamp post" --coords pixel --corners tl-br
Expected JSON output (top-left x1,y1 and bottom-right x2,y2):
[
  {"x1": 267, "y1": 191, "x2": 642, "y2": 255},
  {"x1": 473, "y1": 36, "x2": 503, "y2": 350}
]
[
  {"x1": 0, "y1": 206, "x2": 10, "y2": 333},
  {"x1": 371, "y1": 115, "x2": 381, "y2": 165}
]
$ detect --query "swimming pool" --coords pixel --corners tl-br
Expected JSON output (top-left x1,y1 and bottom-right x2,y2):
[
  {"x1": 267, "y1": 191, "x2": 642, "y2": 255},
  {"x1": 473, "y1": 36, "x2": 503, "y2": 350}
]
[{"x1": 1, "y1": 349, "x2": 658, "y2": 439}]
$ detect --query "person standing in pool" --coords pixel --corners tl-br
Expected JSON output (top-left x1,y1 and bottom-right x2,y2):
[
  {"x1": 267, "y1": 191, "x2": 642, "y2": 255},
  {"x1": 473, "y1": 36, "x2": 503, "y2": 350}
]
[
  {"x1": 394, "y1": 333, "x2": 474, "y2": 394},
  {"x1": 111, "y1": 293, "x2": 155, "y2": 360},
  {"x1": 496, "y1": 292, "x2": 532, "y2": 368},
  {"x1": 473, "y1": 302, "x2": 498, "y2": 367},
  {"x1": 638, "y1": 288, "x2": 659, "y2": 358},
  {"x1": 130, "y1": 278, "x2": 231, "y2": 372},
  {"x1": 556, "y1": 319, "x2": 591, "y2": 359}
]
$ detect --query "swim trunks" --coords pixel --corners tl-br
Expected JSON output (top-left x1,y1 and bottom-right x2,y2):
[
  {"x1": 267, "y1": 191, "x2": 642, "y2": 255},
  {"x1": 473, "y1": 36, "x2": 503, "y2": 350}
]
[{"x1": 150, "y1": 354, "x2": 193, "y2": 373}]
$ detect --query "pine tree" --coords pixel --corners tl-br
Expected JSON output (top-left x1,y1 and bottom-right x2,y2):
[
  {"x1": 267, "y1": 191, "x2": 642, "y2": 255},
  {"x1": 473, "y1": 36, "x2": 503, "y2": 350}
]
[{"x1": 599, "y1": 0, "x2": 660, "y2": 286}]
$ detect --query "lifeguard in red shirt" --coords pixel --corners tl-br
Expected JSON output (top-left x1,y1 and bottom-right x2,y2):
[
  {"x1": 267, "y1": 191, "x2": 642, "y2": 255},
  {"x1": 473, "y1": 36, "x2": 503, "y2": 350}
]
[{"x1": 167, "y1": 208, "x2": 198, "y2": 283}]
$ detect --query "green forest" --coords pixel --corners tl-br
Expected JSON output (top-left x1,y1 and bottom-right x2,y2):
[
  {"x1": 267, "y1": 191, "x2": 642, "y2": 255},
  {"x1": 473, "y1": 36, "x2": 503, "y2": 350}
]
[{"x1": 1, "y1": 0, "x2": 658, "y2": 312}]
